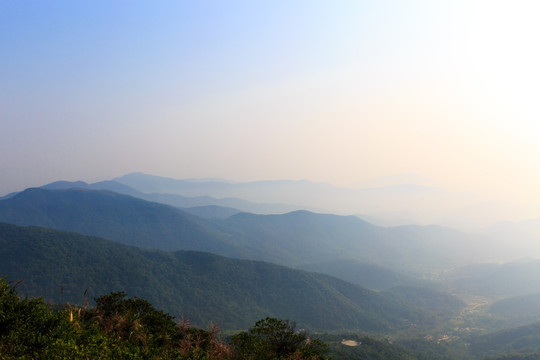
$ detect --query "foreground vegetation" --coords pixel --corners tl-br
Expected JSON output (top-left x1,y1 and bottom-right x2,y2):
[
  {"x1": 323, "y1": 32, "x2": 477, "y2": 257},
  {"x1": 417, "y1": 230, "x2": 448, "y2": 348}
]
[
  {"x1": 0, "y1": 276, "x2": 455, "y2": 360},
  {"x1": 0, "y1": 277, "x2": 328, "y2": 359},
  {"x1": 6, "y1": 276, "x2": 540, "y2": 359}
]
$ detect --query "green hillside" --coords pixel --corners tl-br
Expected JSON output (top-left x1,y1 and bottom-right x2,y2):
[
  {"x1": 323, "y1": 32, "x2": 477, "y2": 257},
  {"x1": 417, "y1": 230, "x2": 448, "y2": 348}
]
[
  {"x1": 382, "y1": 286, "x2": 466, "y2": 320},
  {"x1": 470, "y1": 321, "x2": 540, "y2": 358},
  {"x1": 489, "y1": 293, "x2": 540, "y2": 327},
  {"x1": 0, "y1": 222, "x2": 429, "y2": 331}
]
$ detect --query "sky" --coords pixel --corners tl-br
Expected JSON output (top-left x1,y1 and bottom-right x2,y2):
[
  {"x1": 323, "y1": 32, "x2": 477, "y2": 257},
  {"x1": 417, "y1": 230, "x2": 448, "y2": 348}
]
[{"x1": 2, "y1": 1, "x2": 540, "y2": 210}]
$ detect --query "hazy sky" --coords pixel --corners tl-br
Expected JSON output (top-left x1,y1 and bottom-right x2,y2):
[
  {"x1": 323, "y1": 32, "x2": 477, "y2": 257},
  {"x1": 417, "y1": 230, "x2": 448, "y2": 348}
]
[{"x1": 2, "y1": 1, "x2": 540, "y2": 205}]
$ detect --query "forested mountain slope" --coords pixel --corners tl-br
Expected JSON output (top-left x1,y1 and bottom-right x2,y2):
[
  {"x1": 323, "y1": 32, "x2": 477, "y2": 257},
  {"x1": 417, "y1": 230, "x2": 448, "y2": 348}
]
[{"x1": 0, "y1": 222, "x2": 431, "y2": 331}]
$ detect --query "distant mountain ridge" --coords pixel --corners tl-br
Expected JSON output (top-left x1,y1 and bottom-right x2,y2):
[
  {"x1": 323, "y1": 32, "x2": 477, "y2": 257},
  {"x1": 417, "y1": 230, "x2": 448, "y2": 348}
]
[
  {"x1": 38, "y1": 179, "x2": 300, "y2": 215},
  {"x1": 0, "y1": 187, "x2": 514, "y2": 272},
  {"x1": 181, "y1": 205, "x2": 241, "y2": 219},
  {"x1": 220, "y1": 210, "x2": 494, "y2": 271},
  {"x1": 0, "y1": 188, "x2": 245, "y2": 256},
  {"x1": 112, "y1": 172, "x2": 489, "y2": 227},
  {"x1": 113, "y1": 173, "x2": 447, "y2": 219},
  {"x1": 2, "y1": 172, "x2": 538, "y2": 230}
]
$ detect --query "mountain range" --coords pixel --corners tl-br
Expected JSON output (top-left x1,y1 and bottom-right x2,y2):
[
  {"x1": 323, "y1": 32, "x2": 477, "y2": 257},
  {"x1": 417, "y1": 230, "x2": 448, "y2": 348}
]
[
  {"x1": 3, "y1": 173, "x2": 540, "y2": 358},
  {"x1": 2, "y1": 172, "x2": 539, "y2": 231},
  {"x1": 38, "y1": 178, "x2": 299, "y2": 214},
  {"x1": 0, "y1": 222, "x2": 457, "y2": 331},
  {"x1": 114, "y1": 172, "x2": 536, "y2": 229},
  {"x1": 0, "y1": 187, "x2": 508, "y2": 273}
]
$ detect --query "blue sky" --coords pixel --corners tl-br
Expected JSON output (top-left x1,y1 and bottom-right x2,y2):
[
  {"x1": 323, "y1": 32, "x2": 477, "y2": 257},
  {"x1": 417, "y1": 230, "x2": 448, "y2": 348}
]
[{"x1": 2, "y1": 1, "x2": 540, "y2": 209}]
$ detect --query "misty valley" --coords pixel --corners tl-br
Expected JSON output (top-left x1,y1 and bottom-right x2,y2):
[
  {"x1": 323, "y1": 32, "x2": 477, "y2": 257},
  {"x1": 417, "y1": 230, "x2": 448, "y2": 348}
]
[{"x1": 2, "y1": 173, "x2": 540, "y2": 359}]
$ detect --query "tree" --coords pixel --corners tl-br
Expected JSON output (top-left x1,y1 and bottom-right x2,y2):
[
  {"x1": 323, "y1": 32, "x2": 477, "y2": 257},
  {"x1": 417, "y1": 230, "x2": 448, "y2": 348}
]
[
  {"x1": 231, "y1": 317, "x2": 328, "y2": 359},
  {"x1": 0, "y1": 280, "x2": 234, "y2": 359},
  {"x1": 0, "y1": 277, "x2": 68, "y2": 358}
]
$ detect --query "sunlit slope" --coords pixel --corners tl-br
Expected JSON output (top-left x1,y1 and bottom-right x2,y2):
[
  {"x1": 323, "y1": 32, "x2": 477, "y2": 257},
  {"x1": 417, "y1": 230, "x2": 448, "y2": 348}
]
[{"x1": 0, "y1": 222, "x2": 430, "y2": 331}]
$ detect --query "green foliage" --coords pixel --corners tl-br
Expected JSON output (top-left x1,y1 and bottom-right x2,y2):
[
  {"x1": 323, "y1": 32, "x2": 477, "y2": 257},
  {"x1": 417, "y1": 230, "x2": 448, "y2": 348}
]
[
  {"x1": 89, "y1": 291, "x2": 178, "y2": 348},
  {"x1": 230, "y1": 317, "x2": 328, "y2": 359},
  {"x1": 0, "y1": 277, "x2": 233, "y2": 359},
  {"x1": 0, "y1": 277, "x2": 329, "y2": 359},
  {"x1": 0, "y1": 278, "x2": 66, "y2": 358}
]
